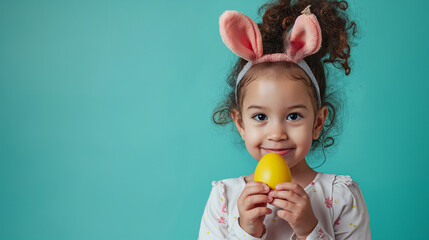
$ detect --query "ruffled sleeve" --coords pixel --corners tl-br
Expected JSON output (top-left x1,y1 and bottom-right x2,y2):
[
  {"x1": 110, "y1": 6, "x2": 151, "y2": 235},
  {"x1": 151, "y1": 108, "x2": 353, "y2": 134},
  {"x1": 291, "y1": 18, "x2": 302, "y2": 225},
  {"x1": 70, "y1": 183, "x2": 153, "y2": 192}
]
[
  {"x1": 199, "y1": 181, "x2": 230, "y2": 239},
  {"x1": 331, "y1": 175, "x2": 371, "y2": 239}
]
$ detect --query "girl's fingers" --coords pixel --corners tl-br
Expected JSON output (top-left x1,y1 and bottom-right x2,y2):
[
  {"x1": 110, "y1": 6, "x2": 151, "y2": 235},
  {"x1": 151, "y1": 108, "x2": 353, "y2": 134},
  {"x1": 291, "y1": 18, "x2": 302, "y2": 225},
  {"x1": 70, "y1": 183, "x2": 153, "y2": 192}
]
[
  {"x1": 275, "y1": 182, "x2": 307, "y2": 196},
  {"x1": 242, "y1": 182, "x2": 270, "y2": 198},
  {"x1": 269, "y1": 189, "x2": 300, "y2": 204},
  {"x1": 270, "y1": 198, "x2": 296, "y2": 213},
  {"x1": 238, "y1": 182, "x2": 271, "y2": 211},
  {"x1": 247, "y1": 206, "x2": 273, "y2": 219},
  {"x1": 243, "y1": 194, "x2": 271, "y2": 210},
  {"x1": 276, "y1": 209, "x2": 293, "y2": 221}
]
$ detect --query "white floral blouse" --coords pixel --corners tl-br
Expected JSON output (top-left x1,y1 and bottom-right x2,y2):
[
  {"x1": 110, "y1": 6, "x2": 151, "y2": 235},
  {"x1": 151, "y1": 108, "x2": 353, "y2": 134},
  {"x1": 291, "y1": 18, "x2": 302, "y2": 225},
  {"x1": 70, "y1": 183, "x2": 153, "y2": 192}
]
[{"x1": 198, "y1": 172, "x2": 371, "y2": 240}]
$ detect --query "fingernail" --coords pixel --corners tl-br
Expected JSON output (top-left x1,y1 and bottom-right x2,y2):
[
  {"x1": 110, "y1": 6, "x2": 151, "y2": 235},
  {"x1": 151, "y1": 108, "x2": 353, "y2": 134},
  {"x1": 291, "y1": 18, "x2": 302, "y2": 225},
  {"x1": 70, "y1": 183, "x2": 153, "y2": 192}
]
[
  {"x1": 275, "y1": 185, "x2": 281, "y2": 190},
  {"x1": 268, "y1": 196, "x2": 273, "y2": 202},
  {"x1": 265, "y1": 186, "x2": 270, "y2": 191},
  {"x1": 269, "y1": 191, "x2": 274, "y2": 196}
]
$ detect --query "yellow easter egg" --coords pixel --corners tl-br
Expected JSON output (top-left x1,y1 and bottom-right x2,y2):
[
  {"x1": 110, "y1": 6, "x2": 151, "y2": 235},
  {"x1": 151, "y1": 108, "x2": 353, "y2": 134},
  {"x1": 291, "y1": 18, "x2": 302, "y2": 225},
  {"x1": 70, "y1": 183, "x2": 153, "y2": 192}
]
[{"x1": 254, "y1": 153, "x2": 291, "y2": 189}]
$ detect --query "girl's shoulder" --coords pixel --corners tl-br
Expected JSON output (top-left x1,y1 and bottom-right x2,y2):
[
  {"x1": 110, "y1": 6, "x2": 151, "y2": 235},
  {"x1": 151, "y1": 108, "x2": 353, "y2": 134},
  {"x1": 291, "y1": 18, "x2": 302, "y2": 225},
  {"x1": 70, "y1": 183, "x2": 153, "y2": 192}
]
[
  {"x1": 316, "y1": 172, "x2": 355, "y2": 185},
  {"x1": 316, "y1": 172, "x2": 366, "y2": 202},
  {"x1": 210, "y1": 176, "x2": 247, "y2": 196},
  {"x1": 315, "y1": 173, "x2": 370, "y2": 234}
]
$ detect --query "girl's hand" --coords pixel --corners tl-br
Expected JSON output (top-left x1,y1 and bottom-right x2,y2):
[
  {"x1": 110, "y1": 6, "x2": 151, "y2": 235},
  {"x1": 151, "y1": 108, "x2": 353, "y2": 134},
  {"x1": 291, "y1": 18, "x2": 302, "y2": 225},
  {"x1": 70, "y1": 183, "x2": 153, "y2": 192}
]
[
  {"x1": 268, "y1": 182, "x2": 318, "y2": 239},
  {"x1": 237, "y1": 181, "x2": 273, "y2": 238}
]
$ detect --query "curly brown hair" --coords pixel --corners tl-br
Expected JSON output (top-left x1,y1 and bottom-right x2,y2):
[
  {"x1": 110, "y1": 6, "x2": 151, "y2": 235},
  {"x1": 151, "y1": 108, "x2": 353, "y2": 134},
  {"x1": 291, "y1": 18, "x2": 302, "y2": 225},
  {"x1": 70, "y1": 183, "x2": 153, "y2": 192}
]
[{"x1": 212, "y1": 0, "x2": 358, "y2": 164}]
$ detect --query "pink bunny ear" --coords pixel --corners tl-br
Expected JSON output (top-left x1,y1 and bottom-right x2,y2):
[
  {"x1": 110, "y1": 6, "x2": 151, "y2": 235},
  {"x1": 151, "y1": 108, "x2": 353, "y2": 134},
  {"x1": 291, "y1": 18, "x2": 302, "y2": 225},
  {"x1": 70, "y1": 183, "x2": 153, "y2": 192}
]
[
  {"x1": 286, "y1": 6, "x2": 322, "y2": 62},
  {"x1": 219, "y1": 11, "x2": 263, "y2": 62}
]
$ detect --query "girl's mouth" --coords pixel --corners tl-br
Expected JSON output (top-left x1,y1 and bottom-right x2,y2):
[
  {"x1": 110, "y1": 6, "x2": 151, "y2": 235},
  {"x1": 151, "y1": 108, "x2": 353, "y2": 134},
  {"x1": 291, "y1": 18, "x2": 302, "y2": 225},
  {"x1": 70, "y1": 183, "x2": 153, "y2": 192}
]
[{"x1": 263, "y1": 148, "x2": 293, "y2": 156}]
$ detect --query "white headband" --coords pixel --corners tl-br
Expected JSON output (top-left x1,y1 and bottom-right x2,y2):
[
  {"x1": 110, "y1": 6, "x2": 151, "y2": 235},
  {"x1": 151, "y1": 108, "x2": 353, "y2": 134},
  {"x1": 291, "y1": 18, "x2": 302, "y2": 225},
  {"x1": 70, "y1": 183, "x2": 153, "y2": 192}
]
[{"x1": 234, "y1": 59, "x2": 321, "y2": 108}]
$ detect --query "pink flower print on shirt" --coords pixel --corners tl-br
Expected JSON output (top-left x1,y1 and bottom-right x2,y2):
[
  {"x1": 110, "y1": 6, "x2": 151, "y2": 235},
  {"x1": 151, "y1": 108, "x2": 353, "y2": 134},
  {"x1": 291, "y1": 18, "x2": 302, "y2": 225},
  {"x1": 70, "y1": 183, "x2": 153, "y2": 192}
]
[
  {"x1": 220, "y1": 181, "x2": 227, "y2": 213},
  {"x1": 335, "y1": 217, "x2": 341, "y2": 225},
  {"x1": 325, "y1": 197, "x2": 333, "y2": 208},
  {"x1": 218, "y1": 181, "x2": 228, "y2": 225},
  {"x1": 344, "y1": 178, "x2": 352, "y2": 186},
  {"x1": 218, "y1": 216, "x2": 226, "y2": 224},
  {"x1": 318, "y1": 229, "x2": 326, "y2": 239}
]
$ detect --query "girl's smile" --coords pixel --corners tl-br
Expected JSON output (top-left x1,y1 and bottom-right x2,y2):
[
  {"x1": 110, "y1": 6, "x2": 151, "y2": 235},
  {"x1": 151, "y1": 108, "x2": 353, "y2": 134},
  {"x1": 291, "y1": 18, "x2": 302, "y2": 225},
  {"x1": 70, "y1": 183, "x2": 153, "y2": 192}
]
[{"x1": 262, "y1": 148, "x2": 294, "y2": 156}]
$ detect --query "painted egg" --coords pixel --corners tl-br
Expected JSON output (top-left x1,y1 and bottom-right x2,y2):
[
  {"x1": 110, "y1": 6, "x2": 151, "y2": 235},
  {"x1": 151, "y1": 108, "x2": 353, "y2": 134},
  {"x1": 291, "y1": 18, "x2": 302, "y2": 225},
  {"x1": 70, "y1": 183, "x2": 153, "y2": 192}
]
[{"x1": 254, "y1": 153, "x2": 291, "y2": 189}]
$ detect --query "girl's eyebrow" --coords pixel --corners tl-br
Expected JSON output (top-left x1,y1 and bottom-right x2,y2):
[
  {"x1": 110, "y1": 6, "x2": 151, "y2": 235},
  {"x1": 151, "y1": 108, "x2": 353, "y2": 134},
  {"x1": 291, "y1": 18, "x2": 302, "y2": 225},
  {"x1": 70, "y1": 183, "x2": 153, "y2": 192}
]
[
  {"x1": 247, "y1": 105, "x2": 266, "y2": 110},
  {"x1": 247, "y1": 104, "x2": 308, "y2": 110},
  {"x1": 287, "y1": 104, "x2": 308, "y2": 110}
]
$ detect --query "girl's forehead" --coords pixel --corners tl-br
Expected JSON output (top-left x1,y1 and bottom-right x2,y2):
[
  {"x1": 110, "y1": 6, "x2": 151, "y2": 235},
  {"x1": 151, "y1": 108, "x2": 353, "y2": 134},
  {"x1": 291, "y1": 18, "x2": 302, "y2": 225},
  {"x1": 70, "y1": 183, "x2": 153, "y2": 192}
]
[{"x1": 242, "y1": 74, "x2": 313, "y2": 110}]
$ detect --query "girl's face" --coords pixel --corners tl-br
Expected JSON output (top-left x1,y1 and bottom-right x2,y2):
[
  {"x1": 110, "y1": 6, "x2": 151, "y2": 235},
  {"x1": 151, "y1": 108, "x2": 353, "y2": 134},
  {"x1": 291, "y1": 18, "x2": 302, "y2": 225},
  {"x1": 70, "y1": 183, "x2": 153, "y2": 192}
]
[{"x1": 232, "y1": 65, "x2": 328, "y2": 169}]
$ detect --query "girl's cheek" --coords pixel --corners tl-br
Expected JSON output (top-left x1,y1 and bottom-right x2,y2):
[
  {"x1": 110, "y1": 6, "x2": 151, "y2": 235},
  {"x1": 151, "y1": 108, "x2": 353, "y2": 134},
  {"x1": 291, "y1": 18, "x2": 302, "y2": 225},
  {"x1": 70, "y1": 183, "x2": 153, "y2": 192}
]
[
  {"x1": 304, "y1": 128, "x2": 315, "y2": 151},
  {"x1": 290, "y1": 126, "x2": 313, "y2": 148}
]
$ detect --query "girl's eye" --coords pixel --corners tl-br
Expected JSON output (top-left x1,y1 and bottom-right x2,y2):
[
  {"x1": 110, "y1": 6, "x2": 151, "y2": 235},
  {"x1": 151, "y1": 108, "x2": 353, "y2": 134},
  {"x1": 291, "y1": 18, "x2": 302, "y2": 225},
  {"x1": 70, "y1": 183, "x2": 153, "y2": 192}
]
[
  {"x1": 252, "y1": 114, "x2": 267, "y2": 121},
  {"x1": 287, "y1": 113, "x2": 302, "y2": 121}
]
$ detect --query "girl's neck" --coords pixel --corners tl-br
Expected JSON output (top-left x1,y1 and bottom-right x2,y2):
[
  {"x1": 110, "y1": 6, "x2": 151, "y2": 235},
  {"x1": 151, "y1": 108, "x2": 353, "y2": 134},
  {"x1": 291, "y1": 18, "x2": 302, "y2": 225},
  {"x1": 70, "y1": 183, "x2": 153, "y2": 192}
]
[{"x1": 245, "y1": 158, "x2": 317, "y2": 189}]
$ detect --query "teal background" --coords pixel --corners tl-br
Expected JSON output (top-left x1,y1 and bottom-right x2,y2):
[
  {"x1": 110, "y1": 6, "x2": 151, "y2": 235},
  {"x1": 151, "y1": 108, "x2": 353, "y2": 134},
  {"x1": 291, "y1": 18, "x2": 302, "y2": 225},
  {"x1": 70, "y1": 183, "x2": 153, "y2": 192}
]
[{"x1": 0, "y1": 0, "x2": 428, "y2": 239}]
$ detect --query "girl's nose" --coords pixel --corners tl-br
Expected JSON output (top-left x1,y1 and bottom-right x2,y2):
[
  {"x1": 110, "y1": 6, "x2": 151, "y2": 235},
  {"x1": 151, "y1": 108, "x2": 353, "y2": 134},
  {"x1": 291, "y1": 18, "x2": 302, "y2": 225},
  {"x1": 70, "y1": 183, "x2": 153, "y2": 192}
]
[{"x1": 267, "y1": 122, "x2": 288, "y2": 141}]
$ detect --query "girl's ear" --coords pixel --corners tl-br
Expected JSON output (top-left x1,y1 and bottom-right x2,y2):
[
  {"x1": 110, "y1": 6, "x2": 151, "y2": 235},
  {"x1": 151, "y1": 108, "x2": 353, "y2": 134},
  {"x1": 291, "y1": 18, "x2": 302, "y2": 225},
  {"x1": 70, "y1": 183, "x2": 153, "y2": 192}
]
[
  {"x1": 231, "y1": 109, "x2": 245, "y2": 140},
  {"x1": 313, "y1": 106, "x2": 329, "y2": 140},
  {"x1": 219, "y1": 10, "x2": 263, "y2": 62},
  {"x1": 285, "y1": 6, "x2": 322, "y2": 62}
]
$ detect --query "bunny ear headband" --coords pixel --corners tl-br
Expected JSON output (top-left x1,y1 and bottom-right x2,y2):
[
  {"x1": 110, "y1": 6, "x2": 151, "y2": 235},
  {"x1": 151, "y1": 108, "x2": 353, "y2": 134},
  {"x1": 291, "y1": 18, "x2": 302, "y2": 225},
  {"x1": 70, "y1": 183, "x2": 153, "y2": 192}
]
[{"x1": 219, "y1": 5, "x2": 322, "y2": 108}]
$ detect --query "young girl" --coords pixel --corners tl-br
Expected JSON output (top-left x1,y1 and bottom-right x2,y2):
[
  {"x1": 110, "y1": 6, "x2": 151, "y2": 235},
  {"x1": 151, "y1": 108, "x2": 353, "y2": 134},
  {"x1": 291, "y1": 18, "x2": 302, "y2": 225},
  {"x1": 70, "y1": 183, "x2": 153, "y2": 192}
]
[{"x1": 199, "y1": 0, "x2": 370, "y2": 239}]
